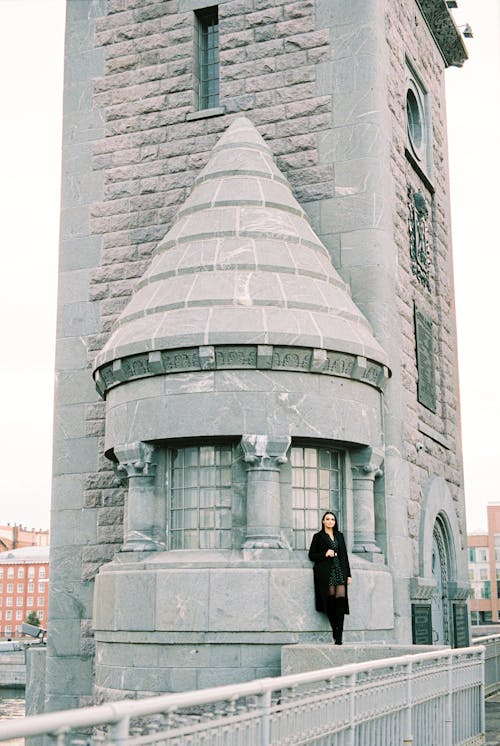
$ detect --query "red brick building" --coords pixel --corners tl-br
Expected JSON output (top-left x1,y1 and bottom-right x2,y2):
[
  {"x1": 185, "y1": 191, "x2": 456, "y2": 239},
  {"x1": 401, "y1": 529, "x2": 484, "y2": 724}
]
[
  {"x1": 0, "y1": 524, "x2": 49, "y2": 551},
  {"x1": 0, "y1": 546, "x2": 49, "y2": 639},
  {"x1": 468, "y1": 504, "x2": 500, "y2": 625}
]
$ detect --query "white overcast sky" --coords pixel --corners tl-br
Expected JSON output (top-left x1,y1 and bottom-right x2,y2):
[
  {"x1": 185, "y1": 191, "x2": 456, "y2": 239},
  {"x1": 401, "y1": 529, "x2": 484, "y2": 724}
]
[{"x1": 0, "y1": 0, "x2": 498, "y2": 533}]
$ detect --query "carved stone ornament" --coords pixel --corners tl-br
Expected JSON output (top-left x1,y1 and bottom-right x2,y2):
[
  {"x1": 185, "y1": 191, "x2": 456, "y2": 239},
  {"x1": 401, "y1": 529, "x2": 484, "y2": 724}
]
[
  {"x1": 95, "y1": 345, "x2": 390, "y2": 397},
  {"x1": 114, "y1": 442, "x2": 157, "y2": 480},
  {"x1": 408, "y1": 187, "x2": 432, "y2": 290},
  {"x1": 241, "y1": 434, "x2": 291, "y2": 469}
]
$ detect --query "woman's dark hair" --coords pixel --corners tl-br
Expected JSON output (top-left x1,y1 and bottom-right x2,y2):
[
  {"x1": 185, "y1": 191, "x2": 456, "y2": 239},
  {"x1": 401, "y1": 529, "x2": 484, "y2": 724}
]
[{"x1": 321, "y1": 511, "x2": 339, "y2": 534}]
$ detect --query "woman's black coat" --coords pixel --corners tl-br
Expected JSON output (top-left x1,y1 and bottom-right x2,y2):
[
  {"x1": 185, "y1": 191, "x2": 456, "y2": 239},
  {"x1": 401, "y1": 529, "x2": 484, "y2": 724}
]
[{"x1": 308, "y1": 530, "x2": 351, "y2": 615}]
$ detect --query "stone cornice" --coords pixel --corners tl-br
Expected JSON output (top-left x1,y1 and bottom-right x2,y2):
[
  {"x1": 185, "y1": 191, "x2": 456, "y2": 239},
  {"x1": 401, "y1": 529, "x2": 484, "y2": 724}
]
[
  {"x1": 417, "y1": 0, "x2": 468, "y2": 68},
  {"x1": 94, "y1": 344, "x2": 390, "y2": 397}
]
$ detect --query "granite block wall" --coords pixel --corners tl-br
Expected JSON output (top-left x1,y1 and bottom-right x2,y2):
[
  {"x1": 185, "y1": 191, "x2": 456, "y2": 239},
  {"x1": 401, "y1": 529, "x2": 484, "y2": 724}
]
[{"x1": 47, "y1": 0, "x2": 468, "y2": 708}]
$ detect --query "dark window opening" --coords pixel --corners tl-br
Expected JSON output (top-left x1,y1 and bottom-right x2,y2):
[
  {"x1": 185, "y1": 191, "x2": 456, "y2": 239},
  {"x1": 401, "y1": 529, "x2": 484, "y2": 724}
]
[{"x1": 195, "y1": 7, "x2": 219, "y2": 110}]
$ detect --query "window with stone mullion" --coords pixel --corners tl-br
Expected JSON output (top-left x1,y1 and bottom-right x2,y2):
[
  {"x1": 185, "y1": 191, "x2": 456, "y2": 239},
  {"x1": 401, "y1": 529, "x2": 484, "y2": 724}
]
[
  {"x1": 291, "y1": 446, "x2": 342, "y2": 550},
  {"x1": 169, "y1": 444, "x2": 232, "y2": 550}
]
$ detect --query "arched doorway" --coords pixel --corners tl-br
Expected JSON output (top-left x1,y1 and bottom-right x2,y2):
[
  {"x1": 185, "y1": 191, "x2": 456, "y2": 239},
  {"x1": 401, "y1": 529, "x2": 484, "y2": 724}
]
[
  {"x1": 413, "y1": 477, "x2": 470, "y2": 647},
  {"x1": 431, "y1": 517, "x2": 450, "y2": 644}
]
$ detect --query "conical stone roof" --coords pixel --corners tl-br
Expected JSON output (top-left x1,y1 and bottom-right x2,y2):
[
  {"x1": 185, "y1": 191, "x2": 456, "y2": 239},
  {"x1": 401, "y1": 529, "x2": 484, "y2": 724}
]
[{"x1": 93, "y1": 117, "x2": 389, "y2": 396}]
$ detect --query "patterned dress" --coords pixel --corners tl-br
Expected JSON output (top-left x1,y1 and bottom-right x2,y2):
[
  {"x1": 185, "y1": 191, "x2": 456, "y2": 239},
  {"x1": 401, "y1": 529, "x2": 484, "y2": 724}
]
[{"x1": 326, "y1": 535, "x2": 344, "y2": 587}]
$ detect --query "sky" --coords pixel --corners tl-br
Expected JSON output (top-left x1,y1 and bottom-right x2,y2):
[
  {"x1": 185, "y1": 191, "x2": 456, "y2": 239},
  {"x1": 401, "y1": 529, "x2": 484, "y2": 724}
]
[{"x1": 0, "y1": 0, "x2": 498, "y2": 534}]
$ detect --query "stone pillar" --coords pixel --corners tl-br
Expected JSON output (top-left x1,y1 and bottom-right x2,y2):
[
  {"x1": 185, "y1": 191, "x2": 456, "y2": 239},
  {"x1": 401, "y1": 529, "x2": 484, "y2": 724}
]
[
  {"x1": 240, "y1": 434, "x2": 291, "y2": 550},
  {"x1": 350, "y1": 446, "x2": 384, "y2": 560},
  {"x1": 114, "y1": 442, "x2": 164, "y2": 551}
]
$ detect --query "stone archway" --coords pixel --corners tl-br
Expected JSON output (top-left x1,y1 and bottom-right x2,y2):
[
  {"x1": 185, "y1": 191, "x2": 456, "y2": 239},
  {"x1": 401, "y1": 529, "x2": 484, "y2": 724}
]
[
  {"x1": 410, "y1": 476, "x2": 470, "y2": 646},
  {"x1": 431, "y1": 515, "x2": 451, "y2": 644}
]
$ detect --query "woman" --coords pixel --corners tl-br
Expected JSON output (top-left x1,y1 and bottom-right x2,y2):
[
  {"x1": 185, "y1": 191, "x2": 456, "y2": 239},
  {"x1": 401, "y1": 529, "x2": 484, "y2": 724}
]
[{"x1": 308, "y1": 511, "x2": 352, "y2": 644}]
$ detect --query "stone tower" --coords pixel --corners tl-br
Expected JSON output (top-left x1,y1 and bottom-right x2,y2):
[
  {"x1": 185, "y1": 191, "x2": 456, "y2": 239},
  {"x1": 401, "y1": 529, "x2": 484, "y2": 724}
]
[{"x1": 47, "y1": 0, "x2": 469, "y2": 710}]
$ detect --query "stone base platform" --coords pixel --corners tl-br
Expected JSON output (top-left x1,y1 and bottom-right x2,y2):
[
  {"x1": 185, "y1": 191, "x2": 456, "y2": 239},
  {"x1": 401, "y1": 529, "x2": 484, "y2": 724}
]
[{"x1": 281, "y1": 643, "x2": 445, "y2": 675}]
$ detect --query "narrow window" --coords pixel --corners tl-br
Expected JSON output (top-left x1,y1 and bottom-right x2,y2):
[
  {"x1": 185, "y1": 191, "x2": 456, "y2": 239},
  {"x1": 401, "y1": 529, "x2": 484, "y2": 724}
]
[
  {"x1": 291, "y1": 446, "x2": 342, "y2": 550},
  {"x1": 168, "y1": 444, "x2": 232, "y2": 549},
  {"x1": 195, "y1": 7, "x2": 219, "y2": 110}
]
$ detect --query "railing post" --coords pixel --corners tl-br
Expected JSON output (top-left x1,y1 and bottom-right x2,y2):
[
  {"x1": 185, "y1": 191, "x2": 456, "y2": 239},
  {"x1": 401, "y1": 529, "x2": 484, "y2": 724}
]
[
  {"x1": 109, "y1": 716, "x2": 130, "y2": 746},
  {"x1": 259, "y1": 689, "x2": 271, "y2": 746},
  {"x1": 445, "y1": 652, "x2": 453, "y2": 746},
  {"x1": 348, "y1": 672, "x2": 356, "y2": 746},
  {"x1": 480, "y1": 647, "x2": 486, "y2": 738},
  {"x1": 403, "y1": 660, "x2": 413, "y2": 745}
]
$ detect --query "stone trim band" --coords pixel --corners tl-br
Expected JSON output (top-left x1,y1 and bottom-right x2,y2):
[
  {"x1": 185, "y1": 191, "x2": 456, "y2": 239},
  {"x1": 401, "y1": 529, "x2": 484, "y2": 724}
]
[{"x1": 94, "y1": 344, "x2": 390, "y2": 397}]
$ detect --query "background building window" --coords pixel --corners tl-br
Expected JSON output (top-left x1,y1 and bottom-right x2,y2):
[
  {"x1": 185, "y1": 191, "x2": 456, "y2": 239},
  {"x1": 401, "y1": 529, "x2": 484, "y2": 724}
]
[
  {"x1": 195, "y1": 6, "x2": 219, "y2": 110},
  {"x1": 169, "y1": 444, "x2": 232, "y2": 550},
  {"x1": 39, "y1": 568, "x2": 46, "y2": 578},
  {"x1": 28, "y1": 583, "x2": 34, "y2": 593},
  {"x1": 17, "y1": 584, "x2": 23, "y2": 593},
  {"x1": 7, "y1": 584, "x2": 13, "y2": 594},
  {"x1": 17, "y1": 568, "x2": 24, "y2": 578},
  {"x1": 291, "y1": 446, "x2": 342, "y2": 550},
  {"x1": 7, "y1": 568, "x2": 14, "y2": 578}
]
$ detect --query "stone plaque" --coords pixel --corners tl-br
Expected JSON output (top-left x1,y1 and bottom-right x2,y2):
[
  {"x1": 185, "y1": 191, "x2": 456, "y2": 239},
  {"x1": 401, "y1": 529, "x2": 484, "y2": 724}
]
[
  {"x1": 414, "y1": 307, "x2": 436, "y2": 412},
  {"x1": 411, "y1": 603, "x2": 432, "y2": 645},
  {"x1": 452, "y1": 603, "x2": 469, "y2": 648}
]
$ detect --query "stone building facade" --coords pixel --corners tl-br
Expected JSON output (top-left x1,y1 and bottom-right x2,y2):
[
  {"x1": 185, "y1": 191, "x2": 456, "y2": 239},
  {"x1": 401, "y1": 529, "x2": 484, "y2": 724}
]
[{"x1": 47, "y1": 0, "x2": 469, "y2": 711}]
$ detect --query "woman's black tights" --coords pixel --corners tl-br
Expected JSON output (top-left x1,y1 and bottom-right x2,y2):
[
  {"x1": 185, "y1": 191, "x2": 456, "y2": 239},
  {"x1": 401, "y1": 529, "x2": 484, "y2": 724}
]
[{"x1": 327, "y1": 585, "x2": 346, "y2": 644}]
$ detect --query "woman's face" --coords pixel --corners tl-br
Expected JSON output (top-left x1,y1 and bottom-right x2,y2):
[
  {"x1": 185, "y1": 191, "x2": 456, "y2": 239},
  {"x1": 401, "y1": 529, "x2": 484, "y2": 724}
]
[{"x1": 322, "y1": 513, "x2": 336, "y2": 530}]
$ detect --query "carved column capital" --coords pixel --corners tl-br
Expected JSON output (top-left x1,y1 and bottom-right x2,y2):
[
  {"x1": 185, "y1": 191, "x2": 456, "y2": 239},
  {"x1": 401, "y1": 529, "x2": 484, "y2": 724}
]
[
  {"x1": 241, "y1": 434, "x2": 291, "y2": 469},
  {"x1": 113, "y1": 442, "x2": 164, "y2": 552},
  {"x1": 350, "y1": 446, "x2": 384, "y2": 480},
  {"x1": 114, "y1": 442, "x2": 157, "y2": 479}
]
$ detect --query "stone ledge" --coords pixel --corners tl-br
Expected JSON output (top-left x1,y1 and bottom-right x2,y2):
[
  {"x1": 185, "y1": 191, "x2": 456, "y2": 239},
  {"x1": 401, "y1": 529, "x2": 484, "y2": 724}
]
[
  {"x1": 95, "y1": 344, "x2": 390, "y2": 396},
  {"x1": 281, "y1": 643, "x2": 446, "y2": 675}
]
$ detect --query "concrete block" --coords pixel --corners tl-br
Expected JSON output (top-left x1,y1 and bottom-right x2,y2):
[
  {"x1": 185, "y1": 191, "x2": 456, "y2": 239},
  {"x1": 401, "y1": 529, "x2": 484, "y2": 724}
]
[
  {"x1": 55, "y1": 370, "x2": 100, "y2": 406},
  {"x1": 45, "y1": 655, "x2": 93, "y2": 697},
  {"x1": 54, "y1": 404, "x2": 87, "y2": 440},
  {"x1": 281, "y1": 643, "x2": 442, "y2": 675},
  {"x1": 269, "y1": 569, "x2": 319, "y2": 630},
  {"x1": 209, "y1": 570, "x2": 269, "y2": 631},
  {"x1": 156, "y1": 570, "x2": 210, "y2": 631},
  {"x1": 52, "y1": 473, "x2": 85, "y2": 510},
  {"x1": 26, "y1": 646, "x2": 47, "y2": 716}
]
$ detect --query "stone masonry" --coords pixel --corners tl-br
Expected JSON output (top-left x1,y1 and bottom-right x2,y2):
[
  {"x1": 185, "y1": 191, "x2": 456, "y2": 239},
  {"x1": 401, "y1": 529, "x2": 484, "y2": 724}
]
[{"x1": 46, "y1": 0, "x2": 469, "y2": 711}]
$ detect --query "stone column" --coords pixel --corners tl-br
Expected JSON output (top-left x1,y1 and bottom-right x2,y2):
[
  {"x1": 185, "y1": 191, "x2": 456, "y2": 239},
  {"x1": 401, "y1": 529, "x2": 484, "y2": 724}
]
[
  {"x1": 114, "y1": 442, "x2": 164, "y2": 552},
  {"x1": 350, "y1": 446, "x2": 384, "y2": 560},
  {"x1": 240, "y1": 434, "x2": 291, "y2": 551}
]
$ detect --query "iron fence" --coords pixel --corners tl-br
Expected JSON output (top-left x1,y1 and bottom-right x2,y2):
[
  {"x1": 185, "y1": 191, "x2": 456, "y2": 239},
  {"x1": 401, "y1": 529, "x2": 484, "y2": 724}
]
[{"x1": 0, "y1": 646, "x2": 485, "y2": 746}]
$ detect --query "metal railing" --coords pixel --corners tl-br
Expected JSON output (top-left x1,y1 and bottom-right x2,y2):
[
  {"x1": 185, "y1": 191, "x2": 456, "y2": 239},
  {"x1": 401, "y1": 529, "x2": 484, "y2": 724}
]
[
  {"x1": 0, "y1": 646, "x2": 485, "y2": 746},
  {"x1": 472, "y1": 633, "x2": 500, "y2": 696}
]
